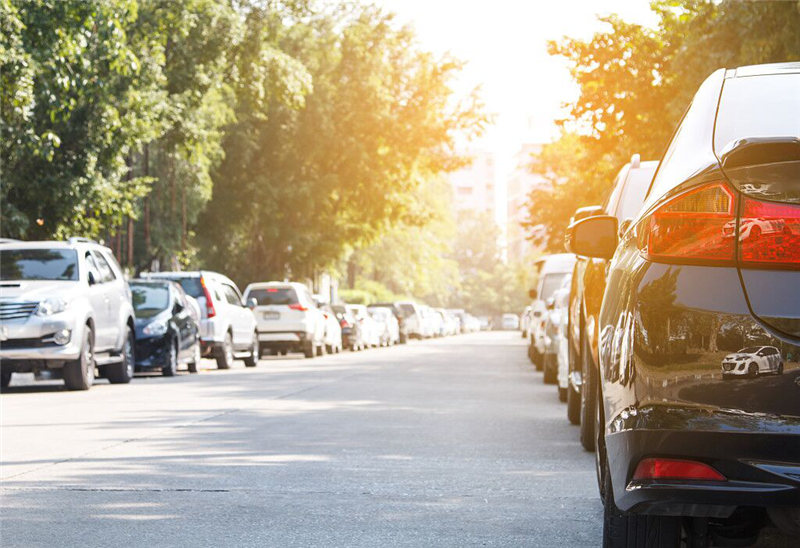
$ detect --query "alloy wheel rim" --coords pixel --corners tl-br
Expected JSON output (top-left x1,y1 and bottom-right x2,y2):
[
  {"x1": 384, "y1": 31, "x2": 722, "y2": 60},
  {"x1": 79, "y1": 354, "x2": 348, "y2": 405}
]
[{"x1": 125, "y1": 335, "x2": 134, "y2": 377}]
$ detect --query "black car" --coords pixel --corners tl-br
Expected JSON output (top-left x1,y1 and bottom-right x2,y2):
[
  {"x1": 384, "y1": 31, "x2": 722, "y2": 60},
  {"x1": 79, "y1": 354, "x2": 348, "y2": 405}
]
[
  {"x1": 130, "y1": 280, "x2": 201, "y2": 376},
  {"x1": 569, "y1": 62, "x2": 800, "y2": 545}
]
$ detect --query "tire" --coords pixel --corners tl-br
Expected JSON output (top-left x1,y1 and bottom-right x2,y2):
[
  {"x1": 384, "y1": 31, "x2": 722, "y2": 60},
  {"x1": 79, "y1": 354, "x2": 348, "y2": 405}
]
[
  {"x1": 188, "y1": 340, "x2": 201, "y2": 373},
  {"x1": 567, "y1": 340, "x2": 581, "y2": 424},
  {"x1": 1, "y1": 370, "x2": 13, "y2": 389},
  {"x1": 162, "y1": 340, "x2": 178, "y2": 377},
  {"x1": 216, "y1": 332, "x2": 234, "y2": 369},
  {"x1": 64, "y1": 326, "x2": 95, "y2": 390},
  {"x1": 602, "y1": 464, "x2": 681, "y2": 547},
  {"x1": 777, "y1": 362, "x2": 784, "y2": 375},
  {"x1": 316, "y1": 342, "x2": 325, "y2": 357},
  {"x1": 543, "y1": 353, "x2": 557, "y2": 384},
  {"x1": 303, "y1": 340, "x2": 315, "y2": 359},
  {"x1": 558, "y1": 387, "x2": 567, "y2": 402},
  {"x1": 325, "y1": 344, "x2": 334, "y2": 354},
  {"x1": 580, "y1": 334, "x2": 597, "y2": 452},
  {"x1": 748, "y1": 362, "x2": 758, "y2": 378},
  {"x1": 106, "y1": 326, "x2": 134, "y2": 384},
  {"x1": 243, "y1": 332, "x2": 258, "y2": 367}
]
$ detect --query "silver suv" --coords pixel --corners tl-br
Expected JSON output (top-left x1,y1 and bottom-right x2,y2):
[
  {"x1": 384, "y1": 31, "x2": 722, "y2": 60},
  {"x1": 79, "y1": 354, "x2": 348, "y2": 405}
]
[
  {"x1": 0, "y1": 238, "x2": 136, "y2": 390},
  {"x1": 143, "y1": 271, "x2": 258, "y2": 369}
]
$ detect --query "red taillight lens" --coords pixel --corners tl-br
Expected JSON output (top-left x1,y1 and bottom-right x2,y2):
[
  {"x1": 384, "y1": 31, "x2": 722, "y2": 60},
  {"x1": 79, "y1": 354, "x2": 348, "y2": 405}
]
[
  {"x1": 633, "y1": 458, "x2": 726, "y2": 481},
  {"x1": 288, "y1": 303, "x2": 307, "y2": 311},
  {"x1": 340, "y1": 319, "x2": 350, "y2": 328},
  {"x1": 200, "y1": 277, "x2": 216, "y2": 318},
  {"x1": 641, "y1": 182, "x2": 736, "y2": 264},
  {"x1": 739, "y1": 198, "x2": 800, "y2": 267}
]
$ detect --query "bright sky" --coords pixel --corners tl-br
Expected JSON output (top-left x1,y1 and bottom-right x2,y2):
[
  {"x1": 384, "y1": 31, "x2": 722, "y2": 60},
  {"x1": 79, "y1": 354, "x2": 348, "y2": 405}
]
[{"x1": 377, "y1": 0, "x2": 658, "y2": 227}]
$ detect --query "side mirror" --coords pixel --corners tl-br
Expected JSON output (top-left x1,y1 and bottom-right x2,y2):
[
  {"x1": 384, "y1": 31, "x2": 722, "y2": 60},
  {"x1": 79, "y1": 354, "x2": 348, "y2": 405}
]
[
  {"x1": 545, "y1": 297, "x2": 555, "y2": 310},
  {"x1": 88, "y1": 271, "x2": 97, "y2": 286},
  {"x1": 246, "y1": 297, "x2": 258, "y2": 310},
  {"x1": 528, "y1": 289, "x2": 538, "y2": 300},
  {"x1": 565, "y1": 215, "x2": 618, "y2": 260}
]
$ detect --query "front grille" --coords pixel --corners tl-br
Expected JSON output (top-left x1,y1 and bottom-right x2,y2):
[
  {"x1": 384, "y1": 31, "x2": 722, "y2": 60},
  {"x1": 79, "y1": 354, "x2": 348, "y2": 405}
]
[
  {"x1": 0, "y1": 334, "x2": 58, "y2": 350},
  {"x1": 0, "y1": 301, "x2": 38, "y2": 321}
]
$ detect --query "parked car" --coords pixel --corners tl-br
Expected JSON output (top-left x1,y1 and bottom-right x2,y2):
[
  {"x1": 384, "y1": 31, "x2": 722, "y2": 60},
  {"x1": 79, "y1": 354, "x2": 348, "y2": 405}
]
[
  {"x1": 721, "y1": 346, "x2": 783, "y2": 378},
  {"x1": 552, "y1": 283, "x2": 571, "y2": 402},
  {"x1": 418, "y1": 305, "x2": 440, "y2": 338},
  {"x1": 564, "y1": 155, "x2": 657, "y2": 434},
  {"x1": 527, "y1": 253, "x2": 576, "y2": 370},
  {"x1": 370, "y1": 303, "x2": 409, "y2": 343},
  {"x1": 130, "y1": 280, "x2": 200, "y2": 376},
  {"x1": 520, "y1": 306, "x2": 532, "y2": 338},
  {"x1": 462, "y1": 314, "x2": 481, "y2": 333},
  {"x1": 542, "y1": 276, "x2": 571, "y2": 386},
  {"x1": 435, "y1": 308, "x2": 458, "y2": 336},
  {"x1": 145, "y1": 271, "x2": 257, "y2": 368},
  {"x1": 395, "y1": 301, "x2": 424, "y2": 339},
  {"x1": 242, "y1": 282, "x2": 324, "y2": 358},
  {"x1": 319, "y1": 304, "x2": 343, "y2": 354},
  {"x1": 0, "y1": 238, "x2": 135, "y2": 390},
  {"x1": 347, "y1": 305, "x2": 380, "y2": 348},
  {"x1": 368, "y1": 306, "x2": 399, "y2": 346},
  {"x1": 478, "y1": 316, "x2": 491, "y2": 331},
  {"x1": 331, "y1": 304, "x2": 364, "y2": 351},
  {"x1": 568, "y1": 63, "x2": 800, "y2": 545},
  {"x1": 500, "y1": 313, "x2": 520, "y2": 331}
]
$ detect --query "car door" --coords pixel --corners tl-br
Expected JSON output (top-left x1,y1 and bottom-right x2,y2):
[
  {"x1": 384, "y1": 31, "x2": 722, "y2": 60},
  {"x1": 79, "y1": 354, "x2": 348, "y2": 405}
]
[
  {"x1": 83, "y1": 251, "x2": 113, "y2": 350},
  {"x1": 92, "y1": 250, "x2": 125, "y2": 349},
  {"x1": 171, "y1": 287, "x2": 193, "y2": 359}
]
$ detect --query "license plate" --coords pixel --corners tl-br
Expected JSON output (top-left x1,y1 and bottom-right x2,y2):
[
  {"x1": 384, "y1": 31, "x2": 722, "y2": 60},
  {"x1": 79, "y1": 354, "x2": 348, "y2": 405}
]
[{"x1": 262, "y1": 311, "x2": 280, "y2": 320}]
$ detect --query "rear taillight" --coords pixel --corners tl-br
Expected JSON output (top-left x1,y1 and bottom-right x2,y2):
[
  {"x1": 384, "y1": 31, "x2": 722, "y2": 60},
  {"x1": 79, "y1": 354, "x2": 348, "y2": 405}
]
[
  {"x1": 739, "y1": 198, "x2": 800, "y2": 267},
  {"x1": 633, "y1": 458, "x2": 725, "y2": 481},
  {"x1": 340, "y1": 319, "x2": 350, "y2": 328},
  {"x1": 640, "y1": 182, "x2": 735, "y2": 264},
  {"x1": 288, "y1": 303, "x2": 308, "y2": 311},
  {"x1": 200, "y1": 277, "x2": 216, "y2": 318}
]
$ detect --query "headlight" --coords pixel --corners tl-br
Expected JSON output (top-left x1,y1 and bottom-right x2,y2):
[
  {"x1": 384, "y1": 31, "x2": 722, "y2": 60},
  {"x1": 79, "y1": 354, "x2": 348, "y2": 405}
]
[
  {"x1": 36, "y1": 297, "x2": 68, "y2": 316},
  {"x1": 142, "y1": 321, "x2": 168, "y2": 336}
]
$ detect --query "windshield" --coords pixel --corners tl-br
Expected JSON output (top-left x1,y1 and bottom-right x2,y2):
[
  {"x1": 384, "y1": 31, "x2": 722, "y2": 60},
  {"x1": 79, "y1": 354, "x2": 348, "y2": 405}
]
[
  {"x1": 540, "y1": 273, "x2": 568, "y2": 301},
  {"x1": 399, "y1": 304, "x2": 415, "y2": 317},
  {"x1": 0, "y1": 249, "x2": 78, "y2": 281},
  {"x1": 248, "y1": 287, "x2": 298, "y2": 306},
  {"x1": 738, "y1": 347, "x2": 761, "y2": 354},
  {"x1": 131, "y1": 284, "x2": 170, "y2": 318}
]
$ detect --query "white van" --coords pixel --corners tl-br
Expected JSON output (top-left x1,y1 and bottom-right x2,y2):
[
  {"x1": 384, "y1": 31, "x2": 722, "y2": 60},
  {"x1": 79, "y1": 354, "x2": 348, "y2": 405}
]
[{"x1": 528, "y1": 254, "x2": 576, "y2": 369}]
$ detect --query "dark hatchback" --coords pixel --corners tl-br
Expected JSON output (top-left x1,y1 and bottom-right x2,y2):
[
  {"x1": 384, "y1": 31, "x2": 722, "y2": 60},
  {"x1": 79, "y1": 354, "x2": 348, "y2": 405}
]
[
  {"x1": 569, "y1": 63, "x2": 800, "y2": 545},
  {"x1": 130, "y1": 280, "x2": 201, "y2": 376}
]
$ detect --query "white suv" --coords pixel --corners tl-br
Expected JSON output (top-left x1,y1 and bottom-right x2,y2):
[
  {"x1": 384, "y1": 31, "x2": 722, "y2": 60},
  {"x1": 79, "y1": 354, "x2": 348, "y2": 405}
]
[
  {"x1": 243, "y1": 282, "x2": 325, "y2": 358},
  {"x1": 144, "y1": 271, "x2": 258, "y2": 369},
  {"x1": 0, "y1": 238, "x2": 136, "y2": 390}
]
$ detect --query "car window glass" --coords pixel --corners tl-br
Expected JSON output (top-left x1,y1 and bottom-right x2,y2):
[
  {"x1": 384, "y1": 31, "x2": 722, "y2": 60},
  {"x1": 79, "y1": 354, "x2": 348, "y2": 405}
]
[
  {"x1": 91, "y1": 251, "x2": 116, "y2": 283},
  {"x1": 84, "y1": 251, "x2": 100, "y2": 282},
  {"x1": 248, "y1": 287, "x2": 298, "y2": 306},
  {"x1": 0, "y1": 248, "x2": 78, "y2": 281},
  {"x1": 223, "y1": 284, "x2": 241, "y2": 305},
  {"x1": 616, "y1": 164, "x2": 657, "y2": 221}
]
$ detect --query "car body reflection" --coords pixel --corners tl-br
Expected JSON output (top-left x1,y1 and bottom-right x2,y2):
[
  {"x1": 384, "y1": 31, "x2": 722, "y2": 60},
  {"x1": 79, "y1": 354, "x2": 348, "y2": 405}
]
[{"x1": 722, "y1": 346, "x2": 783, "y2": 378}]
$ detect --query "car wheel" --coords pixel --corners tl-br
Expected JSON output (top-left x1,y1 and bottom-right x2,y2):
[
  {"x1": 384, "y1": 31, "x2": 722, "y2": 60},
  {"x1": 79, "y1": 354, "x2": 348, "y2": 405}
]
[
  {"x1": 303, "y1": 340, "x2": 315, "y2": 359},
  {"x1": 216, "y1": 332, "x2": 234, "y2": 369},
  {"x1": 558, "y1": 387, "x2": 567, "y2": 402},
  {"x1": 64, "y1": 326, "x2": 95, "y2": 390},
  {"x1": 748, "y1": 362, "x2": 758, "y2": 378},
  {"x1": 543, "y1": 353, "x2": 557, "y2": 384},
  {"x1": 325, "y1": 344, "x2": 333, "y2": 354},
  {"x1": 188, "y1": 340, "x2": 201, "y2": 373},
  {"x1": 243, "y1": 332, "x2": 258, "y2": 367},
  {"x1": 1, "y1": 370, "x2": 13, "y2": 389},
  {"x1": 280, "y1": 349, "x2": 288, "y2": 356},
  {"x1": 106, "y1": 326, "x2": 134, "y2": 384},
  {"x1": 580, "y1": 334, "x2": 596, "y2": 452},
  {"x1": 162, "y1": 340, "x2": 178, "y2": 377},
  {"x1": 316, "y1": 342, "x2": 326, "y2": 357},
  {"x1": 777, "y1": 362, "x2": 784, "y2": 375}
]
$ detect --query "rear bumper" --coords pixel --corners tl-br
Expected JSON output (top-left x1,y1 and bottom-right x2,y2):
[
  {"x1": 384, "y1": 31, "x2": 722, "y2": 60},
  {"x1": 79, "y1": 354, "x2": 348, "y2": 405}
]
[
  {"x1": 257, "y1": 331, "x2": 307, "y2": 344},
  {"x1": 605, "y1": 411, "x2": 800, "y2": 517}
]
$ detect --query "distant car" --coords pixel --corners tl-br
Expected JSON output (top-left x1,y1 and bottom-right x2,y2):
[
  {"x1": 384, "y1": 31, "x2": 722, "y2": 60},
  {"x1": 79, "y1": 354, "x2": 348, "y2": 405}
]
[
  {"x1": 722, "y1": 346, "x2": 783, "y2": 378},
  {"x1": 319, "y1": 304, "x2": 343, "y2": 354},
  {"x1": 371, "y1": 303, "x2": 409, "y2": 343},
  {"x1": 130, "y1": 280, "x2": 201, "y2": 376},
  {"x1": 396, "y1": 301, "x2": 424, "y2": 339},
  {"x1": 368, "y1": 306, "x2": 400, "y2": 346},
  {"x1": 478, "y1": 316, "x2": 491, "y2": 331},
  {"x1": 347, "y1": 304, "x2": 380, "y2": 348},
  {"x1": 520, "y1": 306, "x2": 532, "y2": 338},
  {"x1": 462, "y1": 314, "x2": 481, "y2": 333},
  {"x1": 527, "y1": 254, "x2": 576, "y2": 370},
  {"x1": 144, "y1": 271, "x2": 257, "y2": 369},
  {"x1": 331, "y1": 304, "x2": 364, "y2": 351},
  {"x1": 542, "y1": 278, "x2": 571, "y2": 388},
  {"x1": 418, "y1": 305, "x2": 440, "y2": 338},
  {"x1": 0, "y1": 238, "x2": 136, "y2": 390},
  {"x1": 500, "y1": 313, "x2": 519, "y2": 330},
  {"x1": 242, "y1": 282, "x2": 325, "y2": 358}
]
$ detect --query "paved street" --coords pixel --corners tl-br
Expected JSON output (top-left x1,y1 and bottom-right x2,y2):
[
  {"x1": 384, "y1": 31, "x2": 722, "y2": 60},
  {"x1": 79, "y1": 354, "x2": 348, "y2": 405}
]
[{"x1": 1, "y1": 332, "x2": 601, "y2": 547}]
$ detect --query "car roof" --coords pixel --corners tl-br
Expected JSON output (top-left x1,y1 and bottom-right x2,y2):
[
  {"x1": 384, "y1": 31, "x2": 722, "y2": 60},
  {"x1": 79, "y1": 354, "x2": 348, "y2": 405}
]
[
  {"x1": 246, "y1": 281, "x2": 304, "y2": 289},
  {"x1": 535, "y1": 253, "x2": 576, "y2": 274},
  {"x1": 727, "y1": 62, "x2": 800, "y2": 78},
  {"x1": 0, "y1": 239, "x2": 110, "y2": 252}
]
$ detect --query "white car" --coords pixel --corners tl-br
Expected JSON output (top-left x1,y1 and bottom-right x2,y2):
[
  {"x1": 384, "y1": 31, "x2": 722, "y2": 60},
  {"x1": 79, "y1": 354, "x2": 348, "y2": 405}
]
[
  {"x1": 0, "y1": 238, "x2": 136, "y2": 390},
  {"x1": 501, "y1": 313, "x2": 520, "y2": 331},
  {"x1": 319, "y1": 304, "x2": 343, "y2": 354},
  {"x1": 722, "y1": 346, "x2": 784, "y2": 378},
  {"x1": 368, "y1": 306, "x2": 399, "y2": 345},
  {"x1": 396, "y1": 301, "x2": 424, "y2": 339},
  {"x1": 419, "y1": 305, "x2": 440, "y2": 338},
  {"x1": 347, "y1": 305, "x2": 380, "y2": 347},
  {"x1": 145, "y1": 271, "x2": 258, "y2": 369},
  {"x1": 528, "y1": 253, "x2": 576, "y2": 369},
  {"x1": 542, "y1": 283, "x2": 571, "y2": 397},
  {"x1": 243, "y1": 282, "x2": 325, "y2": 358}
]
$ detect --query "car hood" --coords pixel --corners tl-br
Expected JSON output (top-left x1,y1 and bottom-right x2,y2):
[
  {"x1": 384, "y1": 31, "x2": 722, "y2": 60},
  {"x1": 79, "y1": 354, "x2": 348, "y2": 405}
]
[{"x1": 0, "y1": 280, "x2": 82, "y2": 302}]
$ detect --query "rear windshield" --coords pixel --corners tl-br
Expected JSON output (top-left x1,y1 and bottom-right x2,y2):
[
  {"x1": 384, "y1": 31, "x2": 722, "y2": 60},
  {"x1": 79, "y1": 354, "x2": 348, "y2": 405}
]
[
  {"x1": 248, "y1": 287, "x2": 298, "y2": 306},
  {"x1": 130, "y1": 284, "x2": 170, "y2": 318},
  {"x1": 0, "y1": 249, "x2": 78, "y2": 281},
  {"x1": 152, "y1": 276, "x2": 203, "y2": 298},
  {"x1": 616, "y1": 165, "x2": 656, "y2": 221},
  {"x1": 714, "y1": 73, "x2": 800, "y2": 153},
  {"x1": 540, "y1": 273, "x2": 568, "y2": 301},
  {"x1": 399, "y1": 304, "x2": 415, "y2": 317}
]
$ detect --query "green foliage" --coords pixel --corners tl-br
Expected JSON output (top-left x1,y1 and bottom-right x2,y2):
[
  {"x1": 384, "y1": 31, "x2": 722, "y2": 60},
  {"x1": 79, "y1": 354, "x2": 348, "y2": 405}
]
[{"x1": 526, "y1": 0, "x2": 800, "y2": 251}]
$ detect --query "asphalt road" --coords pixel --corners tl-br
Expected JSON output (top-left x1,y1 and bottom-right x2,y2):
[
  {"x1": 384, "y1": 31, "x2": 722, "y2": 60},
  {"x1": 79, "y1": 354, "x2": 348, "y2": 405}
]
[{"x1": 1, "y1": 332, "x2": 601, "y2": 546}]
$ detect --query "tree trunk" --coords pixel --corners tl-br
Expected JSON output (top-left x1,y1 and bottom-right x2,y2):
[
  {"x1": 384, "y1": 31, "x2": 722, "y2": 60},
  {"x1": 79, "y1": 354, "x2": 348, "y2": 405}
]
[
  {"x1": 143, "y1": 143, "x2": 151, "y2": 253},
  {"x1": 127, "y1": 216, "x2": 134, "y2": 269}
]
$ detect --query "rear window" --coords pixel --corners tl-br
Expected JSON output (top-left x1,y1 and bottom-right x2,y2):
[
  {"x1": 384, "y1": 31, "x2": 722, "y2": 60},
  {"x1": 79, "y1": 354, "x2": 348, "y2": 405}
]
[
  {"x1": 540, "y1": 273, "x2": 568, "y2": 301},
  {"x1": 153, "y1": 276, "x2": 203, "y2": 298},
  {"x1": 399, "y1": 304, "x2": 416, "y2": 317},
  {"x1": 0, "y1": 249, "x2": 78, "y2": 281},
  {"x1": 248, "y1": 287, "x2": 298, "y2": 306},
  {"x1": 714, "y1": 73, "x2": 800, "y2": 153},
  {"x1": 616, "y1": 165, "x2": 656, "y2": 221},
  {"x1": 130, "y1": 284, "x2": 170, "y2": 318}
]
